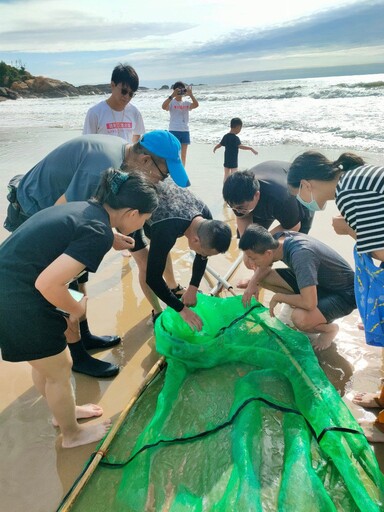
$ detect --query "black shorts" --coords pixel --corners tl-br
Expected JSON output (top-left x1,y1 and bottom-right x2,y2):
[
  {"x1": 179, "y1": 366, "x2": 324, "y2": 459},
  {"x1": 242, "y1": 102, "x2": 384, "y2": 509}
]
[
  {"x1": 275, "y1": 268, "x2": 356, "y2": 323},
  {"x1": 0, "y1": 302, "x2": 67, "y2": 362}
]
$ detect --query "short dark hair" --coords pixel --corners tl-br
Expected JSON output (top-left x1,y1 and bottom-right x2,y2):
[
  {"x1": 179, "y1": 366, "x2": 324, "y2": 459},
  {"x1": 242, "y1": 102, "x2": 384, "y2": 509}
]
[
  {"x1": 111, "y1": 64, "x2": 139, "y2": 91},
  {"x1": 172, "y1": 81, "x2": 186, "y2": 90},
  {"x1": 93, "y1": 168, "x2": 158, "y2": 213},
  {"x1": 230, "y1": 117, "x2": 242, "y2": 128},
  {"x1": 288, "y1": 151, "x2": 365, "y2": 189},
  {"x1": 239, "y1": 225, "x2": 278, "y2": 253},
  {"x1": 197, "y1": 220, "x2": 232, "y2": 253},
  {"x1": 222, "y1": 170, "x2": 260, "y2": 204}
]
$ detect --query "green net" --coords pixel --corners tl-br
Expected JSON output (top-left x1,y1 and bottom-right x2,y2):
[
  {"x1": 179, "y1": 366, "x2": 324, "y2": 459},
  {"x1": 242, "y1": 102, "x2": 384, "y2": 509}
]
[{"x1": 66, "y1": 295, "x2": 384, "y2": 512}]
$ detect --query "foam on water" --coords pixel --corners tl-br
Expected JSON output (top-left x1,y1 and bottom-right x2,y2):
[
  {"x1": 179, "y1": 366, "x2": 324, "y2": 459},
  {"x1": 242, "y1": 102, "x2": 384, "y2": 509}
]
[{"x1": 1, "y1": 73, "x2": 384, "y2": 153}]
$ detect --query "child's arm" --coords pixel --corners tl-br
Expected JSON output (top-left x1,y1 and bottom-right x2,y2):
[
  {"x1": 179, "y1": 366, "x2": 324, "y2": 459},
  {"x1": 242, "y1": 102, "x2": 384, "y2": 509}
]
[
  {"x1": 213, "y1": 143, "x2": 222, "y2": 153},
  {"x1": 186, "y1": 86, "x2": 199, "y2": 110},
  {"x1": 35, "y1": 254, "x2": 87, "y2": 319},
  {"x1": 161, "y1": 92, "x2": 175, "y2": 111},
  {"x1": 239, "y1": 145, "x2": 258, "y2": 155}
]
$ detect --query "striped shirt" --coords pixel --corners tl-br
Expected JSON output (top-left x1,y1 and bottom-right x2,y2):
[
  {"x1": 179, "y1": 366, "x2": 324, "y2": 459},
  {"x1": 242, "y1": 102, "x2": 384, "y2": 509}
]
[{"x1": 336, "y1": 164, "x2": 384, "y2": 253}]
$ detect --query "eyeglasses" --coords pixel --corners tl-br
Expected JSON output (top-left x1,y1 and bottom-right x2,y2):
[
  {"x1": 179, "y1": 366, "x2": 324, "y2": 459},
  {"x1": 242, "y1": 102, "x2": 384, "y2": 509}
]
[
  {"x1": 121, "y1": 88, "x2": 136, "y2": 98},
  {"x1": 151, "y1": 157, "x2": 168, "y2": 179},
  {"x1": 227, "y1": 203, "x2": 255, "y2": 215}
]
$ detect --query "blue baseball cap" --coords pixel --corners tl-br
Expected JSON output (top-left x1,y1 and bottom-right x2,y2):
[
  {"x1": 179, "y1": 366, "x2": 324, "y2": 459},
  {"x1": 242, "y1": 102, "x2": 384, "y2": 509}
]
[{"x1": 139, "y1": 130, "x2": 190, "y2": 187}]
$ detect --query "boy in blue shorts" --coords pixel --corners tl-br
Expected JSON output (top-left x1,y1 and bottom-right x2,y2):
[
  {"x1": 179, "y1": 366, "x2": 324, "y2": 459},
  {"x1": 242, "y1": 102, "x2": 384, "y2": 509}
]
[{"x1": 214, "y1": 118, "x2": 258, "y2": 182}]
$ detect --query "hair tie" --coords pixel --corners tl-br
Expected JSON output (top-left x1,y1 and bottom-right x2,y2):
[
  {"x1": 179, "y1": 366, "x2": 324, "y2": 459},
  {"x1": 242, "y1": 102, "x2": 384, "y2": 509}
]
[
  {"x1": 109, "y1": 171, "x2": 129, "y2": 194},
  {"x1": 338, "y1": 164, "x2": 343, "y2": 170}
]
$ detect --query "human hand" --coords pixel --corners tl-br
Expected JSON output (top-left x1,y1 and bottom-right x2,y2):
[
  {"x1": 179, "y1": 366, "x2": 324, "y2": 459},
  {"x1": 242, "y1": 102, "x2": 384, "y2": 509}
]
[
  {"x1": 113, "y1": 233, "x2": 135, "y2": 251},
  {"x1": 268, "y1": 294, "x2": 281, "y2": 317},
  {"x1": 65, "y1": 296, "x2": 88, "y2": 341},
  {"x1": 332, "y1": 216, "x2": 353, "y2": 236},
  {"x1": 181, "y1": 285, "x2": 198, "y2": 307},
  {"x1": 179, "y1": 306, "x2": 203, "y2": 331},
  {"x1": 242, "y1": 283, "x2": 259, "y2": 308}
]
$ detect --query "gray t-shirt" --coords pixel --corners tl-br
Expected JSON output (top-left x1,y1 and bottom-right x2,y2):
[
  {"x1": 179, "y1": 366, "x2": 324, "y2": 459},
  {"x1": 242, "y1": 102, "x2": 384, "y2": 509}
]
[
  {"x1": 17, "y1": 134, "x2": 127, "y2": 216},
  {"x1": 277, "y1": 231, "x2": 355, "y2": 294}
]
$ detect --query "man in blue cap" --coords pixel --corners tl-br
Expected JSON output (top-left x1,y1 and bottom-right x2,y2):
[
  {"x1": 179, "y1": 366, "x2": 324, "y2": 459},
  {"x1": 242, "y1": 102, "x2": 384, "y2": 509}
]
[{"x1": 4, "y1": 130, "x2": 189, "y2": 378}]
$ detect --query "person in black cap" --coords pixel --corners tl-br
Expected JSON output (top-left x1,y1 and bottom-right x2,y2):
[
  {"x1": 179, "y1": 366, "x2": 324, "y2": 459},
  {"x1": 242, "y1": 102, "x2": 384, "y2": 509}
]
[{"x1": 4, "y1": 131, "x2": 189, "y2": 378}]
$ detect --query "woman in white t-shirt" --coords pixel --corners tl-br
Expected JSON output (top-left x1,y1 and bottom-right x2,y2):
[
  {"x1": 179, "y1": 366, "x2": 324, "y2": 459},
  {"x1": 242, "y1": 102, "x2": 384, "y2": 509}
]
[{"x1": 162, "y1": 81, "x2": 199, "y2": 166}]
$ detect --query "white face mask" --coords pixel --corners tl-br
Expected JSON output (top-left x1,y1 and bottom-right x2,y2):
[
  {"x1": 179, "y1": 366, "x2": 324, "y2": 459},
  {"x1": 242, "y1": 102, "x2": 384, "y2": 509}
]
[{"x1": 296, "y1": 184, "x2": 326, "y2": 212}]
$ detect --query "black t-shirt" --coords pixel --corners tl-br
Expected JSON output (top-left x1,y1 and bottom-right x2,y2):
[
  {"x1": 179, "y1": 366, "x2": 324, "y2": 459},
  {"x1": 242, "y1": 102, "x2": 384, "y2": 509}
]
[
  {"x1": 248, "y1": 161, "x2": 308, "y2": 229},
  {"x1": 0, "y1": 201, "x2": 113, "y2": 307},
  {"x1": 144, "y1": 181, "x2": 212, "y2": 311},
  {"x1": 220, "y1": 132, "x2": 241, "y2": 168}
]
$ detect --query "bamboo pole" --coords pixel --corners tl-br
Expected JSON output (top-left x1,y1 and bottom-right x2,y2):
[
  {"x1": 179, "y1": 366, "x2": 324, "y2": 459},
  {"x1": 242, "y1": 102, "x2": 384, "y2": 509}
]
[
  {"x1": 58, "y1": 253, "x2": 244, "y2": 511},
  {"x1": 57, "y1": 355, "x2": 166, "y2": 512}
]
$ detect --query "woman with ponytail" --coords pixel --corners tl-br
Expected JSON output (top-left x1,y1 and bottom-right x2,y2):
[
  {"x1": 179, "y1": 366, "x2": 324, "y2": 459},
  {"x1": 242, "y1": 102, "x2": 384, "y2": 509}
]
[
  {"x1": 0, "y1": 169, "x2": 158, "y2": 449},
  {"x1": 288, "y1": 151, "x2": 384, "y2": 442}
]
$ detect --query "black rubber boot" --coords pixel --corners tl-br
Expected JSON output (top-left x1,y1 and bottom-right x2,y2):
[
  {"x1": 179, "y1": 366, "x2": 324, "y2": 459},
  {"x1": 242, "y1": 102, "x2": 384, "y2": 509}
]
[
  {"x1": 80, "y1": 319, "x2": 121, "y2": 350},
  {"x1": 69, "y1": 341, "x2": 119, "y2": 378}
]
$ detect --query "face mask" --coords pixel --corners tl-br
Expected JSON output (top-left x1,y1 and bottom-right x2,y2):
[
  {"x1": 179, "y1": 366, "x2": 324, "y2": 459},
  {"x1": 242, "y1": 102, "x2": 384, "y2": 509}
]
[{"x1": 296, "y1": 186, "x2": 326, "y2": 212}]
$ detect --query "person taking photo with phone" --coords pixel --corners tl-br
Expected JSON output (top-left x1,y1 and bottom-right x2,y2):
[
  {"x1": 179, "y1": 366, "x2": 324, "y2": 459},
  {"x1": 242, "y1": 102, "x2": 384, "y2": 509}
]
[{"x1": 162, "y1": 81, "x2": 199, "y2": 166}]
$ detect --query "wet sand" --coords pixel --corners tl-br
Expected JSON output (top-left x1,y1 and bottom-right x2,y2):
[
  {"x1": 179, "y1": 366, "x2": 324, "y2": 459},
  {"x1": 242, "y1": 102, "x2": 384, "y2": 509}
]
[{"x1": 0, "y1": 131, "x2": 383, "y2": 511}]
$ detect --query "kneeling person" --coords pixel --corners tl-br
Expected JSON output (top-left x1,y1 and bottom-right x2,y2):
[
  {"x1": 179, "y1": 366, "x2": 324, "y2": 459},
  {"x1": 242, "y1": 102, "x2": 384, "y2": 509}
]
[
  {"x1": 145, "y1": 182, "x2": 232, "y2": 330},
  {"x1": 239, "y1": 225, "x2": 356, "y2": 351}
]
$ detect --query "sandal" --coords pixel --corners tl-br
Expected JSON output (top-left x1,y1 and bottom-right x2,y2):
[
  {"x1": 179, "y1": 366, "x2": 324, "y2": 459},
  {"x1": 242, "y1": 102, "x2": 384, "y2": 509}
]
[{"x1": 171, "y1": 284, "x2": 186, "y2": 297}]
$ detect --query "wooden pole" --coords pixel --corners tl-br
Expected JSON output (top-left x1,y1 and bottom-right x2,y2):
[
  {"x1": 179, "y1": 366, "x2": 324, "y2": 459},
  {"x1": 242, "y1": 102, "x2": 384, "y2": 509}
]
[
  {"x1": 58, "y1": 253, "x2": 244, "y2": 511},
  {"x1": 57, "y1": 355, "x2": 166, "y2": 512}
]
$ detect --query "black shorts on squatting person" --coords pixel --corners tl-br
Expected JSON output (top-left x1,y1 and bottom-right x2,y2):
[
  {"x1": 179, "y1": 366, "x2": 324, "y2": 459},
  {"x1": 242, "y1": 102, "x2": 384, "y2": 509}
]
[
  {"x1": 0, "y1": 302, "x2": 68, "y2": 362},
  {"x1": 275, "y1": 268, "x2": 356, "y2": 323}
]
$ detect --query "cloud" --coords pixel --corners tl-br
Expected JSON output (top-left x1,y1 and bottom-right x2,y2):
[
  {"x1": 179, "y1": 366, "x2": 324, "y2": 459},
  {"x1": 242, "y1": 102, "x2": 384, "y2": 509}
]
[
  {"x1": 0, "y1": 8, "x2": 194, "y2": 51},
  {"x1": 183, "y1": 1, "x2": 384, "y2": 59}
]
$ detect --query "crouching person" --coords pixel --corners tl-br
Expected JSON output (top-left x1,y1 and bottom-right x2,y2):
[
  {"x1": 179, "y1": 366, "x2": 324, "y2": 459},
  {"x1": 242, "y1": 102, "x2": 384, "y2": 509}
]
[{"x1": 239, "y1": 225, "x2": 356, "y2": 351}]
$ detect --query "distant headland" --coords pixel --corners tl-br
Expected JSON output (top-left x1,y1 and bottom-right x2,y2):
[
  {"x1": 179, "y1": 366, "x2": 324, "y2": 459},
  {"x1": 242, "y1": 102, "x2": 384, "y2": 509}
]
[{"x1": 0, "y1": 61, "x2": 153, "y2": 102}]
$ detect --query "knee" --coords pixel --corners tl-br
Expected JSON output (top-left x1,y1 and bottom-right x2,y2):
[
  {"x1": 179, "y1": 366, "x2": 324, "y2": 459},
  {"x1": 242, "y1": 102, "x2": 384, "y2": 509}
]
[{"x1": 291, "y1": 310, "x2": 313, "y2": 332}]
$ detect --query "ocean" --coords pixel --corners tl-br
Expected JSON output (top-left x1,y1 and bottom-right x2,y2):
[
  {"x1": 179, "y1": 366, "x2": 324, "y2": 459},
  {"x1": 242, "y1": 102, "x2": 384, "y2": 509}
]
[{"x1": 1, "y1": 73, "x2": 384, "y2": 153}]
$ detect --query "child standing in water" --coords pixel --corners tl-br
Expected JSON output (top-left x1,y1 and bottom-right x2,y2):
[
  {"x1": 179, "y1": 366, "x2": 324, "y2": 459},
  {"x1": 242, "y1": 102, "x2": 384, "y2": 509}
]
[
  {"x1": 0, "y1": 169, "x2": 158, "y2": 448},
  {"x1": 213, "y1": 118, "x2": 258, "y2": 182}
]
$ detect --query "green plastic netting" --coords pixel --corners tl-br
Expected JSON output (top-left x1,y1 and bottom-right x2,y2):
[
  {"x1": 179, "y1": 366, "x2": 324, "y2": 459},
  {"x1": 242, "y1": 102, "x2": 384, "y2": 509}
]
[{"x1": 64, "y1": 295, "x2": 384, "y2": 512}]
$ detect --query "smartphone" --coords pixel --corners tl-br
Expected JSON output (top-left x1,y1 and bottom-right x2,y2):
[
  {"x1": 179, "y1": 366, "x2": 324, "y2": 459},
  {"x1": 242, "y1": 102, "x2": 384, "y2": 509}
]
[{"x1": 56, "y1": 289, "x2": 84, "y2": 317}]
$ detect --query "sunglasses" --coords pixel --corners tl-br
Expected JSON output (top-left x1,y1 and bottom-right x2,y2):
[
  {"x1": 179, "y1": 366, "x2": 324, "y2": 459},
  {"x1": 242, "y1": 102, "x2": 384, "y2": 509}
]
[
  {"x1": 227, "y1": 203, "x2": 254, "y2": 215},
  {"x1": 151, "y1": 157, "x2": 169, "y2": 179},
  {"x1": 121, "y1": 88, "x2": 136, "y2": 98}
]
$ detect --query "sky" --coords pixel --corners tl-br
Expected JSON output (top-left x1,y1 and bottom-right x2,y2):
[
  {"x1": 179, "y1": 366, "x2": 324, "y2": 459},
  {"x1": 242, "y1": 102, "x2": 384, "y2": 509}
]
[{"x1": 0, "y1": 0, "x2": 383, "y2": 87}]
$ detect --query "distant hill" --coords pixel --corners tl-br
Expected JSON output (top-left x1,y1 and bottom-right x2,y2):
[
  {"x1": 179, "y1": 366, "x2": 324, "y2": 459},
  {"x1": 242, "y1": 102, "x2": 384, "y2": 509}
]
[{"x1": 0, "y1": 61, "x2": 147, "y2": 102}]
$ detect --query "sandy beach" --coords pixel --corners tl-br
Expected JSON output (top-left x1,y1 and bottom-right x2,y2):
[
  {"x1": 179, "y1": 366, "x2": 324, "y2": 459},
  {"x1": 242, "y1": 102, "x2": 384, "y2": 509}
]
[{"x1": 0, "y1": 132, "x2": 383, "y2": 511}]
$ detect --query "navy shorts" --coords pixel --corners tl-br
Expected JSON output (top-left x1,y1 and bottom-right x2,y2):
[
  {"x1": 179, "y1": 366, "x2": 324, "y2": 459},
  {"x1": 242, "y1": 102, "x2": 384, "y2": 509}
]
[
  {"x1": 275, "y1": 268, "x2": 356, "y2": 323},
  {"x1": 170, "y1": 130, "x2": 190, "y2": 145}
]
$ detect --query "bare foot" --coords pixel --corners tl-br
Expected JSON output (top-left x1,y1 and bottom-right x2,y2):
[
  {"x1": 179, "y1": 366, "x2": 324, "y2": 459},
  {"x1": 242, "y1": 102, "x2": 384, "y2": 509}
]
[
  {"x1": 52, "y1": 403, "x2": 103, "y2": 427},
  {"x1": 358, "y1": 420, "x2": 384, "y2": 443},
  {"x1": 310, "y1": 324, "x2": 339, "y2": 352},
  {"x1": 352, "y1": 392, "x2": 384, "y2": 409},
  {"x1": 62, "y1": 419, "x2": 112, "y2": 448},
  {"x1": 357, "y1": 322, "x2": 364, "y2": 331},
  {"x1": 237, "y1": 278, "x2": 250, "y2": 289}
]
